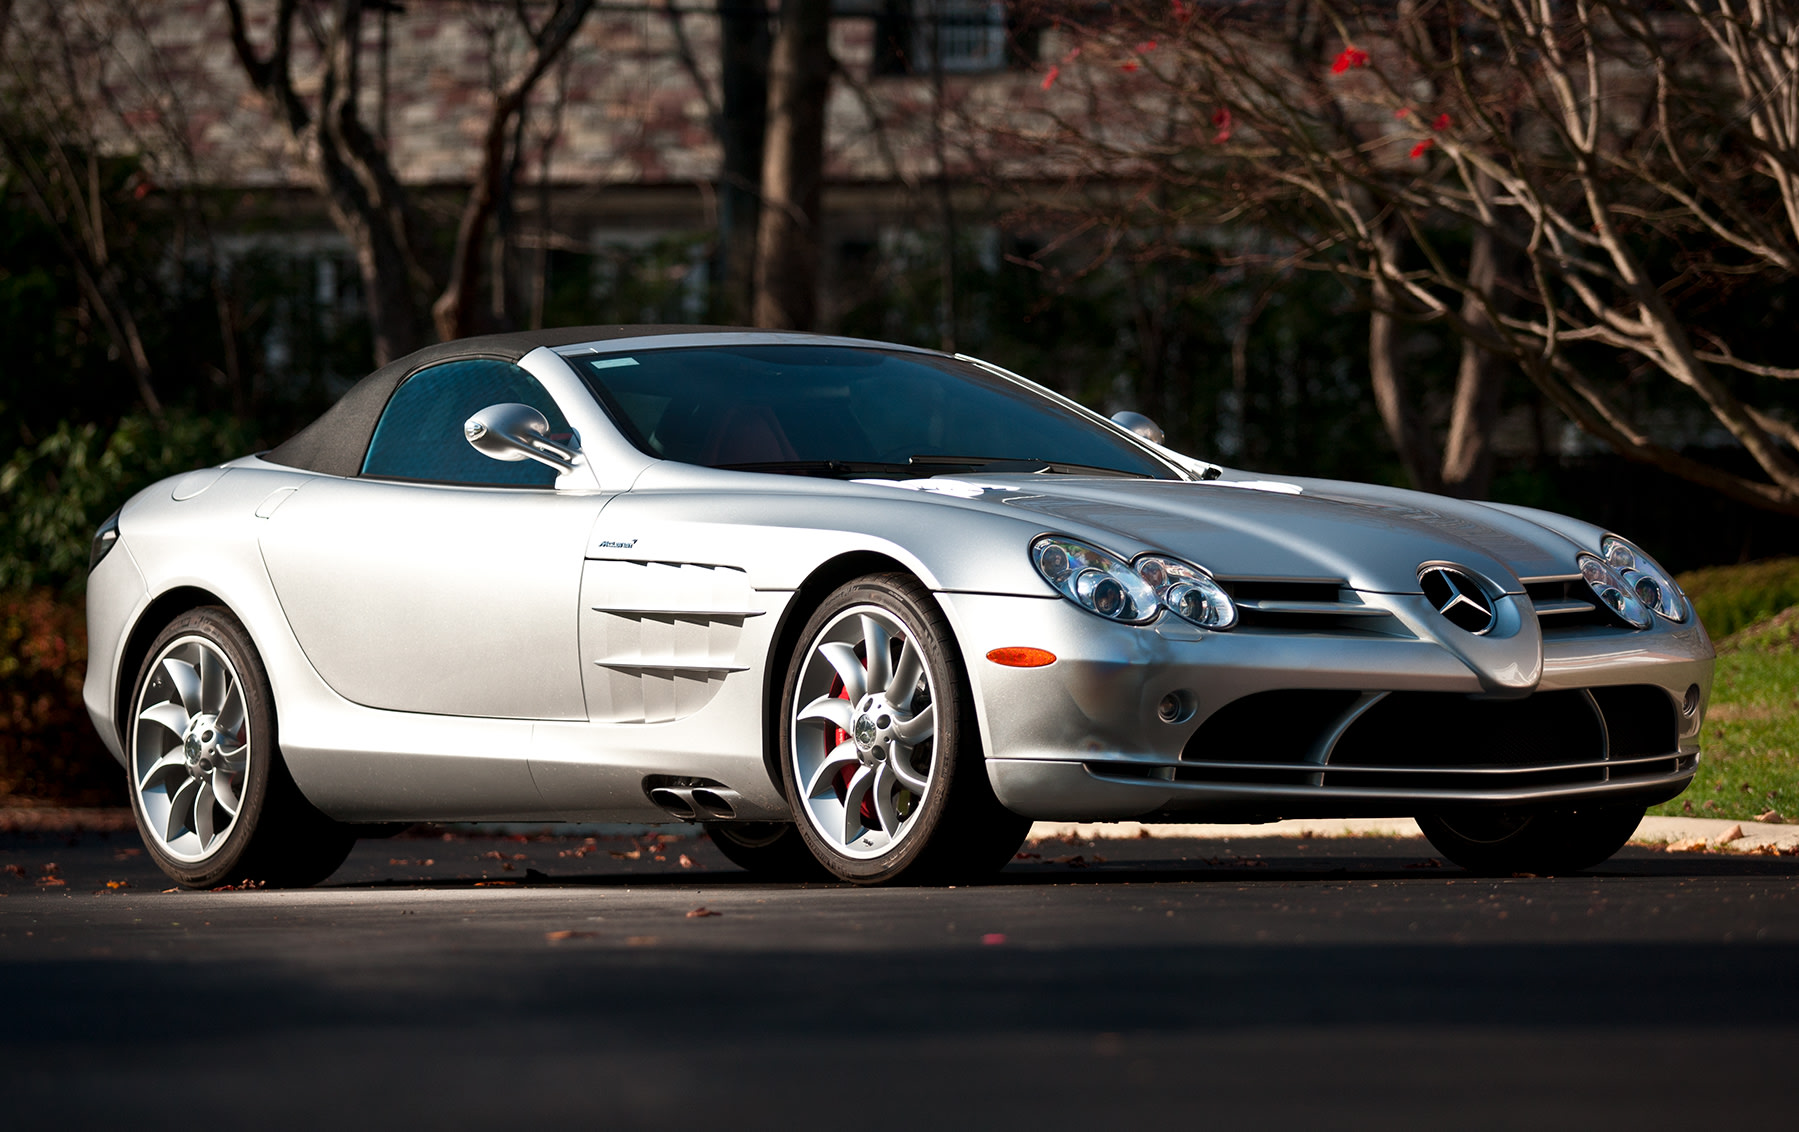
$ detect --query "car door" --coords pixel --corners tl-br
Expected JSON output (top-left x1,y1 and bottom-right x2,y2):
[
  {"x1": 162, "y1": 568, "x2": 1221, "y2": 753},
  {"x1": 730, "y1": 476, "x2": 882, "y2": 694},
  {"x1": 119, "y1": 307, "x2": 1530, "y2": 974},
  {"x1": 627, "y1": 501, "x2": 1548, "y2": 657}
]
[{"x1": 259, "y1": 357, "x2": 611, "y2": 721}]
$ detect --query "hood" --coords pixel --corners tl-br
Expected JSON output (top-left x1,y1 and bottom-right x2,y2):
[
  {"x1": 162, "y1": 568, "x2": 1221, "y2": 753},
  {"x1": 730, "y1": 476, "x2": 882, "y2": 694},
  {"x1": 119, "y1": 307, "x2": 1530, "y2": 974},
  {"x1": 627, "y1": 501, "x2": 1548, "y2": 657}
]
[{"x1": 939, "y1": 472, "x2": 1589, "y2": 593}]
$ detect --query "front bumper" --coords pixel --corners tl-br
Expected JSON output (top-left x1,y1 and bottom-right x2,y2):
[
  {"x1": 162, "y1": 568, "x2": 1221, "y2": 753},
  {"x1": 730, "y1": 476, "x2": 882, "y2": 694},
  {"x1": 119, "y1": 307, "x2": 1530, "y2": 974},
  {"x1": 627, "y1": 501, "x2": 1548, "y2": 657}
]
[{"x1": 941, "y1": 592, "x2": 1712, "y2": 822}]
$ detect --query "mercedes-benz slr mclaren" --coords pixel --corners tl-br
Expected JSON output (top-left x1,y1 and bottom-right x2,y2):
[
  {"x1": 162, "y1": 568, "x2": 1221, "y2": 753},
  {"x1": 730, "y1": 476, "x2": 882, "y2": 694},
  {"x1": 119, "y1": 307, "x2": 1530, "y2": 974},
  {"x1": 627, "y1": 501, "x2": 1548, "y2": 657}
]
[{"x1": 83, "y1": 327, "x2": 1712, "y2": 886}]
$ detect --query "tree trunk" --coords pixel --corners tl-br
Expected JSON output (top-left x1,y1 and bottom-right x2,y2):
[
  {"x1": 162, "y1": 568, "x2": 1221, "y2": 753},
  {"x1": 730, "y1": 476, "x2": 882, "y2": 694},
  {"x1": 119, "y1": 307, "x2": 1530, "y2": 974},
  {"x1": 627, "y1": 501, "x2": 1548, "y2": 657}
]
[
  {"x1": 753, "y1": 0, "x2": 831, "y2": 330},
  {"x1": 1440, "y1": 226, "x2": 1504, "y2": 498},
  {"x1": 1368, "y1": 226, "x2": 1440, "y2": 493},
  {"x1": 717, "y1": 0, "x2": 769, "y2": 325}
]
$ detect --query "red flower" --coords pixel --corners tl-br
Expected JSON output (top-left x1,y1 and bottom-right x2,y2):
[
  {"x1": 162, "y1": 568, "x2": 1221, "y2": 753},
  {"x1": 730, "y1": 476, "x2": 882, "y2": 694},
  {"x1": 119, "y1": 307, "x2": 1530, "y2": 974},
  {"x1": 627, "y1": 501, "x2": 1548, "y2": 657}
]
[
  {"x1": 1041, "y1": 65, "x2": 1060, "y2": 90},
  {"x1": 1121, "y1": 60, "x2": 1140, "y2": 72},
  {"x1": 1432, "y1": 113, "x2": 1452, "y2": 131},
  {"x1": 1331, "y1": 47, "x2": 1369, "y2": 73},
  {"x1": 1136, "y1": 40, "x2": 1158, "y2": 54},
  {"x1": 1395, "y1": 108, "x2": 1411, "y2": 118},
  {"x1": 1212, "y1": 106, "x2": 1233, "y2": 143},
  {"x1": 1410, "y1": 138, "x2": 1435, "y2": 159},
  {"x1": 1173, "y1": 0, "x2": 1191, "y2": 21}
]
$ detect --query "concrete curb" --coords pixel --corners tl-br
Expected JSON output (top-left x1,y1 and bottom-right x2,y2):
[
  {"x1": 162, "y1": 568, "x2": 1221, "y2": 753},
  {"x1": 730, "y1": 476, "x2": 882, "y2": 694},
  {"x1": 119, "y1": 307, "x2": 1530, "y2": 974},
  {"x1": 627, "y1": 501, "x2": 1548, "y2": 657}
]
[{"x1": 1029, "y1": 814, "x2": 1799, "y2": 853}]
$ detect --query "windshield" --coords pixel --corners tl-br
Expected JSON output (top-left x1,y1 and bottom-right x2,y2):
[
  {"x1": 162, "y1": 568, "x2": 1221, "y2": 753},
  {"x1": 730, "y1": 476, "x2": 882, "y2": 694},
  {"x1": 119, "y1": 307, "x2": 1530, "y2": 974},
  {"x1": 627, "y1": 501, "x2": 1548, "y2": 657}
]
[{"x1": 566, "y1": 344, "x2": 1179, "y2": 480}]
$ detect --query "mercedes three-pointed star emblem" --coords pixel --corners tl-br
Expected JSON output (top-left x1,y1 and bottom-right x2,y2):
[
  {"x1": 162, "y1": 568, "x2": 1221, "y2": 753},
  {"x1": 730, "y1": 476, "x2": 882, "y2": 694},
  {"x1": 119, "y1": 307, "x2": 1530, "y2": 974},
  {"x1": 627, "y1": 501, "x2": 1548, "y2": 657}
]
[{"x1": 1418, "y1": 565, "x2": 1497, "y2": 635}]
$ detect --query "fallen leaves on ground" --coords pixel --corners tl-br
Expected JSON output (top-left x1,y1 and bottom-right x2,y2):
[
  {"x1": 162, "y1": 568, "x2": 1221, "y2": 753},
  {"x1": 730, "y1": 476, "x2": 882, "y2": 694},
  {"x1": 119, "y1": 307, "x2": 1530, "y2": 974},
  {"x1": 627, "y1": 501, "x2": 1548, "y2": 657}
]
[
  {"x1": 1755, "y1": 809, "x2": 1783, "y2": 823},
  {"x1": 35, "y1": 876, "x2": 66, "y2": 887},
  {"x1": 1666, "y1": 838, "x2": 1711, "y2": 852},
  {"x1": 104, "y1": 879, "x2": 128, "y2": 890},
  {"x1": 677, "y1": 854, "x2": 694, "y2": 869},
  {"x1": 1404, "y1": 859, "x2": 1445, "y2": 869},
  {"x1": 473, "y1": 880, "x2": 519, "y2": 887},
  {"x1": 685, "y1": 906, "x2": 721, "y2": 918},
  {"x1": 388, "y1": 858, "x2": 435, "y2": 866},
  {"x1": 544, "y1": 929, "x2": 597, "y2": 942},
  {"x1": 3, "y1": 864, "x2": 24, "y2": 878},
  {"x1": 209, "y1": 880, "x2": 266, "y2": 891}
]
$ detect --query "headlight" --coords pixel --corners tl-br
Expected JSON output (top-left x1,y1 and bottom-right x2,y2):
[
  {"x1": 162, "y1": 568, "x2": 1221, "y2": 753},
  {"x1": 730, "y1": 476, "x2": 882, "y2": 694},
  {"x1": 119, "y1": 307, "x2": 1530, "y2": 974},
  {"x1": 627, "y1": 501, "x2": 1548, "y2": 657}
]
[
  {"x1": 89, "y1": 509, "x2": 121, "y2": 572},
  {"x1": 1134, "y1": 554, "x2": 1237, "y2": 630},
  {"x1": 1030, "y1": 536, "x2": 1237, "y2": 630},
  {"x1": 1032, "y1": 536, "x2": 1160, "y2": 623},
  {"x1": 1577, "y1": 552, "x2": 1653, "y2": 629},
  {"x1": 1600, "y1": 535, "x2": 1688, "y2": 623}
]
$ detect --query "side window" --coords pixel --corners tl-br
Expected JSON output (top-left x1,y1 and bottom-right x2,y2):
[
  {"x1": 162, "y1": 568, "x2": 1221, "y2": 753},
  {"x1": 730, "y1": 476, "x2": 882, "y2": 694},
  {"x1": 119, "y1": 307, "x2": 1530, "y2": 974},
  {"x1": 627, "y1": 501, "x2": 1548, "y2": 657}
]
[{"x1": 361, "y1": 359, "x2": 573, "y2": 487}]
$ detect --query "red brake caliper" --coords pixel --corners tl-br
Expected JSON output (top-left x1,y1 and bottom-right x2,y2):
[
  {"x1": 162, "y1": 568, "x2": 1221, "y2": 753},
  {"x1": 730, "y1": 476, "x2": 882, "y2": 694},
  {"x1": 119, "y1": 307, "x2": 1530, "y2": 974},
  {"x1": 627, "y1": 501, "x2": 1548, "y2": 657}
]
[{"x1": 829, "y1": 670, "x2": 882, "y2": 829}]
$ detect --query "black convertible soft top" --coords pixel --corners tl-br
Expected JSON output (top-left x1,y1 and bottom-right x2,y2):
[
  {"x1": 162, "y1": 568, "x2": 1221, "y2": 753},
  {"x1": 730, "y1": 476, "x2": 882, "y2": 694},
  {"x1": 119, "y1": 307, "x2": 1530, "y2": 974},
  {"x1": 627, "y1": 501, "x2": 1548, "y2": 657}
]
[{"x1": 263, "y1": 325, "x2": 743, "y2": 477}]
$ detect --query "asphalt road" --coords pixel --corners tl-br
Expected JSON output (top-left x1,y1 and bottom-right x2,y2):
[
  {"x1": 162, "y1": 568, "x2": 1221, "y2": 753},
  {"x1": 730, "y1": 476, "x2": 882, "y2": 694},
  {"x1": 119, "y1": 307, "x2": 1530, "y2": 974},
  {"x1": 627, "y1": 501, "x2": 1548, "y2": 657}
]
[{"x1": 4, "y1": 826, "x2": 1797, "y2": 1127}]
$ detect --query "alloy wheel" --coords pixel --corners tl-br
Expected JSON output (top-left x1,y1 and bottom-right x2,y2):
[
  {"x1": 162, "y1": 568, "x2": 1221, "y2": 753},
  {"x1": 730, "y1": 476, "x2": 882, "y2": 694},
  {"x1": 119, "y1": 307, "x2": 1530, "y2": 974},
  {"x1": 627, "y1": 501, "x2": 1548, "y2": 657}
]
[
  {"x1": 790, "y1": 605, "x2": 938, "y2": 859},
  {"x1": 133, "y1": 635, "x2": 251, "y2": 862}
]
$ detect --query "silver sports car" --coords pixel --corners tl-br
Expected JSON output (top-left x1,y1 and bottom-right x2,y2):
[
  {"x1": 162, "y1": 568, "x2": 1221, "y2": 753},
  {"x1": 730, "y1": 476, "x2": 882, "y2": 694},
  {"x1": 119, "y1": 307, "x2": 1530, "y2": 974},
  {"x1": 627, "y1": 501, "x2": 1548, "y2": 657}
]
[{"x1": 83, "y1": 327, "x2": 1712, "y2": 887}]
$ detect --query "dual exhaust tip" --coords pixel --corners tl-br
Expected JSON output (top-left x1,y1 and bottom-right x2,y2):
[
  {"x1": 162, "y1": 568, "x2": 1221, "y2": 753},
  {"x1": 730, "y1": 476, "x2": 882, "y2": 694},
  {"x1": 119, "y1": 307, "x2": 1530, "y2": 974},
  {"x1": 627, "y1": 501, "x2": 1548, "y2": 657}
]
[{"x1": 646, "y1": 778, "x2": 740, "y2": 821}]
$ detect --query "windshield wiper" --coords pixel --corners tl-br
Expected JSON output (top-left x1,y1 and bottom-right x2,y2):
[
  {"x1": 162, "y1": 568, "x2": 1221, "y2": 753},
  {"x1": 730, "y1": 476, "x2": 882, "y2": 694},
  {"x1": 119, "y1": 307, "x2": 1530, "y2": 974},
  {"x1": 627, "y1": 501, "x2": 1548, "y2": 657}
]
[
  {"x1": 907, "y1": 455, "x2": 1149, "y2": 478},
  {"x1": 716, "y1": 459, "x2": 918, "y2": 478}
]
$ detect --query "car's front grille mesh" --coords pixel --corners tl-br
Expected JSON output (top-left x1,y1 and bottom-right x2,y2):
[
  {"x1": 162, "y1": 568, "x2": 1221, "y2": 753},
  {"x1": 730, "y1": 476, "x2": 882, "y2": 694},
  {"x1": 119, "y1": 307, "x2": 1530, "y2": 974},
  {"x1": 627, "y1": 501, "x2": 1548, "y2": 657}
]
[
  {"x1": 1136, "y1": 684, "x2": 1686, "y2": 795},
  {"x1": 1216, "y1": 578, "x2": 1408, "y2": 636},
  {"x1": 1524, "y1": 576, "x2": 1613, "y2": 632}
]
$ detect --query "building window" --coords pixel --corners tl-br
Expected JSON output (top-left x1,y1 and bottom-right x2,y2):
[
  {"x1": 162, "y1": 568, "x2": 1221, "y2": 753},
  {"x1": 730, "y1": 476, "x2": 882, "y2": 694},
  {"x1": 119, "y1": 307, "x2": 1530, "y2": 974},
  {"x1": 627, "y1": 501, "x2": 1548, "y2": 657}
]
[{"x1": 874, "y1": 0, "x2": 1028, "y2": 76}]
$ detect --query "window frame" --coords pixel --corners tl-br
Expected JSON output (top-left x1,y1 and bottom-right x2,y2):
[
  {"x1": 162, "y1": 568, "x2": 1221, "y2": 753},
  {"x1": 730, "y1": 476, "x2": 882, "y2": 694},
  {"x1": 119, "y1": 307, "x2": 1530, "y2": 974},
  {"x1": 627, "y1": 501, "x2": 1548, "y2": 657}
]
[{"x1": 358, "y1": 354, "x2": 581, "y2": 490}]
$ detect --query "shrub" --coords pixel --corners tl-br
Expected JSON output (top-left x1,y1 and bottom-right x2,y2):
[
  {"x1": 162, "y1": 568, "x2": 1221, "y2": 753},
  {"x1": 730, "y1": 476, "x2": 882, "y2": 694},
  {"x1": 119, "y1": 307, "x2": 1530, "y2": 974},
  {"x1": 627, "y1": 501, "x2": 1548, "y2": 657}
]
[
  {"x1": 0, "y1": 588, "x2": 121, "y2": 805},
  {"x1": 1676, "y1": 557, "x2": 1799, "y2": 640},
  {"x1": 0, "y1": 411, "x2": 255, "y2": 594}
]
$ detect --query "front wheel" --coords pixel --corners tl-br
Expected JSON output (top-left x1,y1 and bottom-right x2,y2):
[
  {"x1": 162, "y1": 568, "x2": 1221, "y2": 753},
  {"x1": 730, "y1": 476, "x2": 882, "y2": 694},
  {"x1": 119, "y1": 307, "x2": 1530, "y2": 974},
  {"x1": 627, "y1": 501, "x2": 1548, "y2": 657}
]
[
  {"x1": 779, "y1": 574, "x2": 1030, "y2": 884},
  {"x1": 1418, "y1": 805, "x2": 1646, "y2": 875},
  {"x1": 126, "y1": 607, "x2": 354, "y2": 889}
]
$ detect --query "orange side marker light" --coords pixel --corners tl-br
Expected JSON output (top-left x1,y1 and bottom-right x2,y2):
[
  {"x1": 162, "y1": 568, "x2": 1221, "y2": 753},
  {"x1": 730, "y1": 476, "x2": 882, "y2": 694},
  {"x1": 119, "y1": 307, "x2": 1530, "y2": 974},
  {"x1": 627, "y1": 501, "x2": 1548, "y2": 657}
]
[{"x1": 986, "y1": 647, "x2": 1057, "y2": 668}]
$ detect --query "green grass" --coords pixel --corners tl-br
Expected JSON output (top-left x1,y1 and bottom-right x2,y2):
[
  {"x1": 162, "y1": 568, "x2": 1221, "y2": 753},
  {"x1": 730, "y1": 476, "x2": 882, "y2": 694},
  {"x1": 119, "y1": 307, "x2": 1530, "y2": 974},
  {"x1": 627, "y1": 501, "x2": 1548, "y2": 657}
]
[
  {"x1": 1675, "y1": 556, "x2": 1799, "y2": 638},
  {"x1": 1646, "y1": 562, "x2": 1799, "y2": 822}
]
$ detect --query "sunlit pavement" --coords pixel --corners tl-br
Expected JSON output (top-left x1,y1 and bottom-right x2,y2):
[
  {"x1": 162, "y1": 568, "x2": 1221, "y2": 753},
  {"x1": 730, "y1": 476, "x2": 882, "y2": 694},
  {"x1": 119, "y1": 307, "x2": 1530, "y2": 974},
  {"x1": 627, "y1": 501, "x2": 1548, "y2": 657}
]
[{"x1": 4, "y1": 828, "x2": 1796, "y2": 1125}]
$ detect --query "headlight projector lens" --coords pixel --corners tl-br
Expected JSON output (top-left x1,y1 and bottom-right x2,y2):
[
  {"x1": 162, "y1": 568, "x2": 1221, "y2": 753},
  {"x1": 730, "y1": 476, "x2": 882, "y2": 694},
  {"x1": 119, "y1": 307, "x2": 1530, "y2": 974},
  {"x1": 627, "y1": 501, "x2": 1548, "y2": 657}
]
[
  {"x1": 1578, "y1": 553, "x2": 1653, "y2": 629},
  {"x1": 1599, "y1": 535, "x2": 1688, "y2": 622}
]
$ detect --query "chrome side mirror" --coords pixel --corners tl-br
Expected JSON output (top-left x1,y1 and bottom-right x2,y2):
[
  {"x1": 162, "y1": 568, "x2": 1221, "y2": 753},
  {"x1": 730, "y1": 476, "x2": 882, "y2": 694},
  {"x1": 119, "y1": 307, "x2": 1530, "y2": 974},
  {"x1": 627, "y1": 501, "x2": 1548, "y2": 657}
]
[
  {"x1": 464, "y1": 403, "x2": 579, "y2": 473},
  {"x1": 1110, "y1": 410, "x2": 1165, "y2": 446}
]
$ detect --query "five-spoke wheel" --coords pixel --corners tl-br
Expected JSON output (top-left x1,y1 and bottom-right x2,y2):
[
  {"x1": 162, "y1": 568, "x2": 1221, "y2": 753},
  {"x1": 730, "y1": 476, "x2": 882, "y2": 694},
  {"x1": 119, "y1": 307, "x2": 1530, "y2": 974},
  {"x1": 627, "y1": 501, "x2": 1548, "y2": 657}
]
[{"x1": 780, "y1": 574, "x2": 1030, "y2": 883}]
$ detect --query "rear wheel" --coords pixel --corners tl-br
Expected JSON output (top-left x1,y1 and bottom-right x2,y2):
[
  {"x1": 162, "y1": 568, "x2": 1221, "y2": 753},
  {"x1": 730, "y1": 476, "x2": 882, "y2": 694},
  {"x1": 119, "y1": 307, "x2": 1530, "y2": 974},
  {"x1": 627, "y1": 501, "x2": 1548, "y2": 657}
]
[
  {"x1": 1418, "y1": 805, "x2": 1645, "y2": 875},
  {"x1": 779, "y1": 573, "x2": 1030, "y2": 884},
  {"x1": 703, "y1": 821, "x2": 827, "y2": 880},
  {"x1": 126, "y1": 607, "x2": 354, "y2": 889}
]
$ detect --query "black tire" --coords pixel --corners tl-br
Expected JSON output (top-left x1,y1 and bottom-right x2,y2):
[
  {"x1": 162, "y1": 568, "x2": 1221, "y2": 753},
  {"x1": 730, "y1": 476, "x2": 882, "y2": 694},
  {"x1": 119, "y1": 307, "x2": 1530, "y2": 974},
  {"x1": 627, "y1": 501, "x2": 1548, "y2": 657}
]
[
  {"x1": 1418, "y1": 805, "x2": 1646, "y2": 875},
  {"x1": 125, "y1": 607, "x2": 354, "y2": 889},
  {"x1": 703, "y1": 821, "x2": 829, "y2": 880},
  {"x1": 778, "y1": 573, "x2": 1031, "y2": 885}
]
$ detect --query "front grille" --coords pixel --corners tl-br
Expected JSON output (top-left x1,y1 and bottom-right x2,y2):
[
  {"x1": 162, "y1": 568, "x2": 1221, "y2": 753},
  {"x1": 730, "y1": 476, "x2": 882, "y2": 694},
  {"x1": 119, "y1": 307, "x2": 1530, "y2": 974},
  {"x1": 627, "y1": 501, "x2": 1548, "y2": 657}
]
[
  {"x1": 1524, "y1": 576, "x2": 1613, "y2": 632},
  {"x1": 1216, "y1": 577, "x2": 1409, "y2": 636},
  {"x1": 1156, "y1": 684, "x2": 1685, "y2": 795}
]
